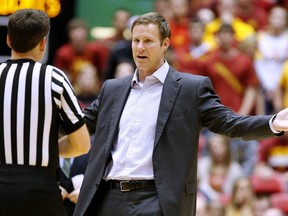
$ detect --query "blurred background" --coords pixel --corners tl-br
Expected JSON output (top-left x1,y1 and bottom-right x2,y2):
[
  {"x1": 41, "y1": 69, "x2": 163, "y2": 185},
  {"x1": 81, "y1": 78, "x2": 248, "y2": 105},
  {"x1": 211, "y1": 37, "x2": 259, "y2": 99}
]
[{"x1": 0, "y1": 0, "x2": 154, "y2": 64}]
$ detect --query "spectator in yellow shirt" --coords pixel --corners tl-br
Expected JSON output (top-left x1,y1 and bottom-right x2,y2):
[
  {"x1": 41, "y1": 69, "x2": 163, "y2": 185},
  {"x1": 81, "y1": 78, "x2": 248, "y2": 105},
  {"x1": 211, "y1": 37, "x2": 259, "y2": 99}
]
[{"x1": 203, "y1": 0, "x2": 255, "y2": 49}]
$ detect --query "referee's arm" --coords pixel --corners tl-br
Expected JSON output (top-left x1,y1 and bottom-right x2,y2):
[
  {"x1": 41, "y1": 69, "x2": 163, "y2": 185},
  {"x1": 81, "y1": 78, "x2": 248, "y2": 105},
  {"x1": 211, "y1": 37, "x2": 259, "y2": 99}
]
[{"x1": 58, "y1": 124, "x2": 91, "y2": 158}]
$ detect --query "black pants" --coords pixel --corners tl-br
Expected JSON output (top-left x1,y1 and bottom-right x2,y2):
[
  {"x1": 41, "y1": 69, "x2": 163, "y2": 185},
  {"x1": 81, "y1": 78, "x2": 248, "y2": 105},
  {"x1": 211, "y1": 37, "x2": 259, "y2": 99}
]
[
  {"x1": 0, "y1": 164, "x2": 66, "y2": 216},
  {"x1": 86, "y1": 180, "x2": 163, "y2": 216}
]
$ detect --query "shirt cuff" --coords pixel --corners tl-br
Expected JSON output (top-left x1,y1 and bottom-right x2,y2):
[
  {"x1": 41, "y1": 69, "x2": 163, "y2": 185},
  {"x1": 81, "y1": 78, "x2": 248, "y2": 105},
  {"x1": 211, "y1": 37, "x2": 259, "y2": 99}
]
[{"x1": 269, "y1": 115, "x2": 282, "y2": 134}]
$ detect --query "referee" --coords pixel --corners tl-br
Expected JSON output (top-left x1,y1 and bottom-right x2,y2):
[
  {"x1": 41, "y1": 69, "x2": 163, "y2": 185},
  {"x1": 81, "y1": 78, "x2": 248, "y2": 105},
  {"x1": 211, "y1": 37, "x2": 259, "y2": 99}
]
[{"x1": 0, "y1": 9, "x2": 91, "y2": 216}]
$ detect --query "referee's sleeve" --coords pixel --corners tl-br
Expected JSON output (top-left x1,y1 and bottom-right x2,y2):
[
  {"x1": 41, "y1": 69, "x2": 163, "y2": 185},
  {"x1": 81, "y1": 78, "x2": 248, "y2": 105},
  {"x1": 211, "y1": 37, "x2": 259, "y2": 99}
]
[{"x1": 52, "y1": 68, "x2": 85, "y2": 134}]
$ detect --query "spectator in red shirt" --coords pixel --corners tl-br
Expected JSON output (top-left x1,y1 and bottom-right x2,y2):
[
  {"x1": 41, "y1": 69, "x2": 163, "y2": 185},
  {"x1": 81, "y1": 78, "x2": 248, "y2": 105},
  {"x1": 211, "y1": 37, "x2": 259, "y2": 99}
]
[
  {"x1": 168, "y1": 0, "x2": 191, "y2": 49},
  {"x1": 174, "y1": 17, "x2": 212, "y2": 74},
  {"x1": 257, "y1": 134, "x2": 288, "y2": 174},
  {"x1": 53, "y1": 18, "x2": 108, "y2": 85},
  {"x1": 95, "y1": 8, "x2": 131, "y2": 50},
  {"x1": 199, "y1": 24, "x2": 259, "y2": 115}
]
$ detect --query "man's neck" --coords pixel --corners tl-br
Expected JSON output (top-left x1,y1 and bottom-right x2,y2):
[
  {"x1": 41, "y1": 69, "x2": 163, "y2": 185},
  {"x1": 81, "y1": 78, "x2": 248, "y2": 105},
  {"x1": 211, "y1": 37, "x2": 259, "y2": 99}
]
[
  {"x1": 219, "y1": 47, "x2": 238, "y2": 59},
  {"x1": 10, "y1": 51, "x2": 37, "y2": 61}
]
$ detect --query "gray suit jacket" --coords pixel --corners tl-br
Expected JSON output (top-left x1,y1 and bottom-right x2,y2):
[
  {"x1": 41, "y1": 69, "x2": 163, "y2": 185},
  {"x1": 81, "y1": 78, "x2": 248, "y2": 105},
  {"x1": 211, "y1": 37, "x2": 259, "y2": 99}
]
[{"x1": 74, "y1": 67, "x2": 275, "y2": 216}]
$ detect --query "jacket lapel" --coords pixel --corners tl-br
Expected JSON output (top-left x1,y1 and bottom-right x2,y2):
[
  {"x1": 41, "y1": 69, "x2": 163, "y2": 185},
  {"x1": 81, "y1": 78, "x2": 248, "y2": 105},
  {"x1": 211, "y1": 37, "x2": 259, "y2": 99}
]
[{"x1": 154, "y1": 67, "x2": 181, "y2": 146}]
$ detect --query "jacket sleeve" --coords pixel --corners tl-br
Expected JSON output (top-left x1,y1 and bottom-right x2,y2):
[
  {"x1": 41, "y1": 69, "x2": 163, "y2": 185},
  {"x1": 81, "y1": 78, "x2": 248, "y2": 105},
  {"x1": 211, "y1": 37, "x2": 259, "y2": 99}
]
[{"x1": 197, "y1": 76, "x2": 275, "y2": 140}]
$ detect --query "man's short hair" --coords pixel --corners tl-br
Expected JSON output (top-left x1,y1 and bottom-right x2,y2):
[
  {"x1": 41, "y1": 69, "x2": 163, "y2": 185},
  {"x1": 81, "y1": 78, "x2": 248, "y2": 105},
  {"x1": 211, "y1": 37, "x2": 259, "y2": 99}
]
[
  {"x1": 217, "y1": 23, "x2": 235, "y2": 34},
  {"x1": 131, "y1": 12, "x2": 171, "y2": 43},
  {"x1": 66, "y1": 18, "x2": 88, "y2": 33},
  {"x1": 8, "y1": 9, "x2": 50, "y2": 53}
]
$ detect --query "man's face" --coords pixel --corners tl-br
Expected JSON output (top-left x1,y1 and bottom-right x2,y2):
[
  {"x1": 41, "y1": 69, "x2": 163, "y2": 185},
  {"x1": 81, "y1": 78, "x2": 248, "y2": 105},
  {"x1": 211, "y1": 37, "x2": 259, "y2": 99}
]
[
  {"x1": 113, "y1": 10, "x2": 130, "y2": 31},
  {"x1": 69, "y1": 27, "x2": 88, "y2": 52},
  {"x1": 132, "y1": 23, "x2": 169, "y2": 75},
  {"x1": 189, "y1": 22, "x2": 204, "y2": 43},
  {"x1": 269, "y1": 7, "x2": 287, "y2": 29},
  {"x1": 217, "y1": 30, "x2": 234, "y2": 49}
]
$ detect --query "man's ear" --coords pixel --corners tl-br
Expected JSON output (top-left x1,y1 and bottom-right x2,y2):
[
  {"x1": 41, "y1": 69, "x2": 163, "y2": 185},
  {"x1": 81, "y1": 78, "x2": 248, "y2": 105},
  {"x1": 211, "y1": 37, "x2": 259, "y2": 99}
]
[
  {"x1": 162, "y1": 37, "x2": 170, "y2": 52},
  {"x1": 6, "y1": 35, "x2": 12, "y2": 48},
  {"x1": 39, "y1": 37, "x2": 46, "y2": 51}
]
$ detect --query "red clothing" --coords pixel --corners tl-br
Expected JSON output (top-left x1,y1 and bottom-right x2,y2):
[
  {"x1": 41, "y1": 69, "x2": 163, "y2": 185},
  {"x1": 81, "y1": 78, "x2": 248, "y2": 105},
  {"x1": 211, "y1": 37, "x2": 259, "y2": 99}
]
[
  {"x1": 169, "y1": 18, "x2": 190, "y2": 49},
  {"x1": 53, "y1": 42, "x2": 109, "y2": 84},
  {"x1": 236, "y1": 4, "x2": 268, "y2": 30},
  {"x1": 173, "y1": 45, "x2": 211, "y2": 74},
  {"x1": 199, "y1": 50, "x2": 259, "y2": 112},
  {"x1": 259, "y1": 137, "x2": 288, "y2": 172},
  {"x1": 88, "y1": 42, "x2": 110, "y2": 77},
  {"x1": 256, "y1": 0, "x2": 276, "y2": 12}
]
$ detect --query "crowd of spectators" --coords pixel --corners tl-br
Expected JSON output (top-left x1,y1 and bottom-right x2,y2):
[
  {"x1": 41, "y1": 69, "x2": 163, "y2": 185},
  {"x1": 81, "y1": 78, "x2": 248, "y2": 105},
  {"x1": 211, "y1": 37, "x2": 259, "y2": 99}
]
[{"x1": 53, "y1": 0, "x2": 288, "y2": 215}]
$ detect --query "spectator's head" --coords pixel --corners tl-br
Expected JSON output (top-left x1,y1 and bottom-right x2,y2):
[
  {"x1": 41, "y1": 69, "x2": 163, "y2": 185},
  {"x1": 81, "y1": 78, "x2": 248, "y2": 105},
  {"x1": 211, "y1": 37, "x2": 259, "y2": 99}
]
[
  {"x1": 196, "y1": 8, "x2": 215, "y2": 25},
  {"x1": 154, "y1": 0, "x2": 172, "y2": 20},
  {"x1": 66, "y1": 18, "x2": 89, "y2": 52},
  {"x1": 169, "y1": 0, "x2": 190, "y2": 20},
  {"x1": 7, "y1": 9, "x2": 50, "y2": 54},
  {"x1": 73, "y1": 62, "x2": 100, "y2": 97},
  {"x1": 238, "y1": 35, "x2": 258, "y2": 58},
  {"x1": 216, "y1": 23, "x2": 236, "y2": 50},
  {"x1": 207, "y1": 133, "x2": 231, "y2": 165},
  {"x1": 114, "y1": 60, "x2": 135, "y2": 78},
  {"x1": 217, "y1": 0, "x2": 237, "y2": 24},
  {"x1": 268, "y1": 6, "x2": 288, "y2": 32},
  {"x1": 231, "y1": 177, "x2": 254, "y2": 208},
  {"x1": 218, "y1": 23, "x2": 235, "y2": 34},
  {"x1": 253, "y1": 195, "x2": 271, "y2": 216},
  {"x1": 112, "y1": 8, "x2": 131, "y2": 34},
  {"x1": 189, "y1": 17, "x2": 205, "y2": 45}
]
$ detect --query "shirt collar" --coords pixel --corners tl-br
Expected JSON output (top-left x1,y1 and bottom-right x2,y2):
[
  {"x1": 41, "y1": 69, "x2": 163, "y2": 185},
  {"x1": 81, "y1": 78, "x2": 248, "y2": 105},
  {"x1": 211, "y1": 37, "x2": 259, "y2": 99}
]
[{"x1": 131, "y1": 60, "x2": 169, "y2": 87}]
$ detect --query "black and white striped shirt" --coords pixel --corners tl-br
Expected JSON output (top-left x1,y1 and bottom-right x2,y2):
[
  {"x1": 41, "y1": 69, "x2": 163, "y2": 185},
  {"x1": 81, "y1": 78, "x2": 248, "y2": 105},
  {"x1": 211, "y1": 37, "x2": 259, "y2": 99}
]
[{"x1": 0, "y1": 59, "x2": 85, "y2": 168}]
